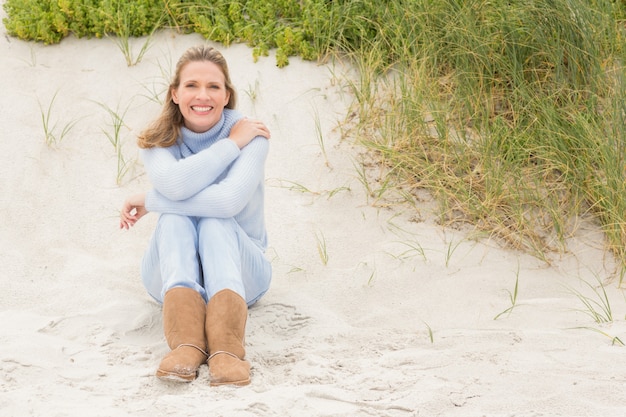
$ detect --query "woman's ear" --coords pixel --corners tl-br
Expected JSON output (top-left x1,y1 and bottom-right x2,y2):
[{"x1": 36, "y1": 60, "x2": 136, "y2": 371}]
[{"x1": 171, "y1": 88, "x2": 179, "y2": 104}]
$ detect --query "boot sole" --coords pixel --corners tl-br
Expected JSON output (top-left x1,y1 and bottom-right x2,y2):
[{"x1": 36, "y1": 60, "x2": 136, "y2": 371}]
[
  {"x1": 156, "y1": 369, "x2": 197, "y2": 382},
  {"x1": 210, "y1": 377, "x2": 250, "y2": 387}
]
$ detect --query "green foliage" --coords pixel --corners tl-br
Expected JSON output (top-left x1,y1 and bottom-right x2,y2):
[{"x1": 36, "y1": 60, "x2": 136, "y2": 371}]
[
  {"x1": 2, "y1": 0, "x2": 336, "y2": 66},
  {"x1": 3, "y1": 0, "x2": 65, "y2": 44},
  {"x1": 2, "y1": 0, "x2": 390, "y2": 66},
  {"x1": 182, "y1": 0, "x2": 326, "y2": 66},
  {"x1": 3, "y1": 0, "x2": 171, "y2": 43}
]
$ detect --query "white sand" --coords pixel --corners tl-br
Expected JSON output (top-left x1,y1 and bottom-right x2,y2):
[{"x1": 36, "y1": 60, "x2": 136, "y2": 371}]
[{"x1": 1, "y1": 9, "x2": 626, "y2": 417}]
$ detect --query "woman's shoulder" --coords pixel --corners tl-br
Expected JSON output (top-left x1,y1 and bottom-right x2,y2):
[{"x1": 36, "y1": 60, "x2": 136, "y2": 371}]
[
  {"x1": 223, "y1": 109, "x2": 244, "y2": 130},
  {"x1": 223, "y1": 108, "x2": 244, "y2": 122},
  {"x1": 222, "y1": 108, "x2": 245, "y2": 135}
]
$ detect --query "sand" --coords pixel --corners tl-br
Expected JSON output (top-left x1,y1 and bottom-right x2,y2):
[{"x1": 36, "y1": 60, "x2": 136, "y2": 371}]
[{"x1": 1, "y1": 7, "x2": 626, "y2": 417}]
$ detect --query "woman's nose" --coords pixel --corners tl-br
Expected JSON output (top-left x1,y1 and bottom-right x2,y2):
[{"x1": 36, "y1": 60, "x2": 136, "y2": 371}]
[{"x1": 197, "y1": 87, "x2": 209, "y2": 99}]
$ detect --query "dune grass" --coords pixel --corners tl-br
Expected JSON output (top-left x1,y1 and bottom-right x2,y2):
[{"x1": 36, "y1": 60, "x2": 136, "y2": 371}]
[
  {"x1": 335, "y1": 0, "x2": 626, "y2": 273},
  {"x1": 5, "y1": 0, "x2": 626, "y2": 271},
  {"x1": 95, "y1": 101, "x2": 134, "y2": 185},
  {"x1": 38, "y1": 90, "x2": 80, "y2": 147}
]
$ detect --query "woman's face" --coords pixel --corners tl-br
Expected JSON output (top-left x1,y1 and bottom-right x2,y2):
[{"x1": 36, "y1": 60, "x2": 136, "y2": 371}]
[{"x1": 171, "y1": 60, "x2": 231, "y2": 133}]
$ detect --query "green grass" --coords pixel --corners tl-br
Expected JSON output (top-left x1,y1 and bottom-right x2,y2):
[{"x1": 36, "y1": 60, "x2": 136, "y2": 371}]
[
  {"x1": 390, "y1": 239, "x2": 427, "y2": 263},
  {"x1": 39, "y1": 90, "x2": 80, "y2": 147},
  {"x1": 566, "y1": 275, "x2": 625, "y2": 346},
  {"x1": 138, "y1": 53, "x2": 173, "y2": 105},
  {"x1": 312, "y1": 106, "x2": 330, "y2": 167},
  {"x1": 7, "y1": 0, "x2": 626, "y2": 270},
  {"x1": 102, "y1": 1, "x2": 160, "y2": 66},
  {"x1": 314, "y1": 230, "x2": 329, "y2": 266},
  {"x1": 422, "y1": 321, "x2": 434, "y2": 344},
  {"x1": 336, "y1": 0, "x2": 626, "y2": 271},
  {"x1": 494, "y1": 266, "x2": 521, "y2": 320},
  {"x1": 272, "y1": 178, "x2": 350, "y2": 200},
  {"x1": 566, "y1": 276, "x2": 615, "y2": 324},
  {"x1": 572, "y1": 326, "x2": 625, "y2": 346},
  {"x1": 95, "y1": 101, "x2": 133, "y2": 185}
]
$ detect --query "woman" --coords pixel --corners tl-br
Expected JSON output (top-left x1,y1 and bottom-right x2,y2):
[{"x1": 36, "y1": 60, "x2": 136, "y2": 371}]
[{"x1": 119, "y1": 45, "x2": 272, "y2": 386}]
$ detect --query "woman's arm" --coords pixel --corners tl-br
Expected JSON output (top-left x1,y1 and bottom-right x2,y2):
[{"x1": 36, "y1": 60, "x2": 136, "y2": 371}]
[
  {"x1": 145, "y1": 137, "x2": 269, "y2": 218},
  {"x1": 141, "y1": 138, "x2": 240, "y2": 201},
  {"x1": 142, "y1": 118, "x2": 271, "y2": 201}
]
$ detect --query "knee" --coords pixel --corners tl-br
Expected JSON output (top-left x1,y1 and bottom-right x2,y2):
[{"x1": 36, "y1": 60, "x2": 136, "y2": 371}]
[
  {"x1": 197, "y1": 217, "x2": 235, "y2": 234},
  {"x1": 159, "y1": 213, "x2": 192, "y2": 226},
  {"x1": 157, "y1": 213, "x2": 195, "y2": 234},
  {"x1": 197, "y1": 218, "x2": 239, "y2": 253}
]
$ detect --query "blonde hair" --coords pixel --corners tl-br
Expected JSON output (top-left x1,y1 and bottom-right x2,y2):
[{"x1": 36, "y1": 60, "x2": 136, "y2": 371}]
[{"x1": 137, "y1": 45, "x2": 237, "y2": 149}]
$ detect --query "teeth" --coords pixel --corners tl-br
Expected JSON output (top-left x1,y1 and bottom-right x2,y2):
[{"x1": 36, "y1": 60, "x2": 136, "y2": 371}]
[{"x1": 192, "y1": 106, "x2": 212, "y2": 112}]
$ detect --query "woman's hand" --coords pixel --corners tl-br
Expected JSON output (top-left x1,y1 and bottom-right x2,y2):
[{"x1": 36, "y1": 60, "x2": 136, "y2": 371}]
[
  {"x1": 229, "y1": 118, "x2": 270, "y2": 149},
  {"x1": 119, "y1": 192, "x2": 148, "y2": 229}
]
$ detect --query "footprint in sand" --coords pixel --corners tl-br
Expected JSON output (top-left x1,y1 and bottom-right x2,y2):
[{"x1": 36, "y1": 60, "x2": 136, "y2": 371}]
[{"x1": 249, "y1": 303, "x2": 312, "y2": 338}]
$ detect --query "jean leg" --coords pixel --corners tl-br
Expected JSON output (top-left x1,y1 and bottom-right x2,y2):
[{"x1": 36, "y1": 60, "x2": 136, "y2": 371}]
[
  {"x1": 197, "y1": 217, "x2": 272, "y2": 306},
  {"x1": 141, "y1": 214, "x2": 206, "y2": 303}
]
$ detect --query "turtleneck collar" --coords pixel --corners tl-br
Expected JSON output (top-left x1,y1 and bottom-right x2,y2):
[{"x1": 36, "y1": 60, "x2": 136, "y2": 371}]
[{"x1": 178, "y1": 112, "x2": 227, "y2": 156}]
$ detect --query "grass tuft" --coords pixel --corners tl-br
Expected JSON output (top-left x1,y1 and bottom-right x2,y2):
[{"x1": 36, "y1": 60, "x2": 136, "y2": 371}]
[
  {"x1": 315, "y1": 229, "x2": 329, "y2": 266},
  {"x1": 95, "y1": 101, "x2": 134, "y2": 185},
  {"x1": 494, "y1": 266, "x2": 520, "y2": 320},
  {"x1": 39, "y1": 90, "x2": 80, "y2": 147},
  {"x1": 566, "y1": 276, "x2": 615, "y2": 324}
]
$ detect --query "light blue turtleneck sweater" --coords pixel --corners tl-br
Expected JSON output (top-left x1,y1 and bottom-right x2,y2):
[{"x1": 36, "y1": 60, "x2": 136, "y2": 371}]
[{"x1": 141, "y1": 109, "x2": 269, "y2": 250}]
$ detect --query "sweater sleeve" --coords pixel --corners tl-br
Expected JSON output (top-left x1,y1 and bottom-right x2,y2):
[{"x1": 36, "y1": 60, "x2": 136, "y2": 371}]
[
  {"x1": 140, "y1": 138, "x2": 240, "y2": 201},
  {"x1": 145, "y1": 137, "x2": 269, "y2": 217}
]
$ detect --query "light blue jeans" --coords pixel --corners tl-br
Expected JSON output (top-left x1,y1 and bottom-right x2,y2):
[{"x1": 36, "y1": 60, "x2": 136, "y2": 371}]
[{"x1": 141, "y1": 214, "x2": 272, "y2": 306}]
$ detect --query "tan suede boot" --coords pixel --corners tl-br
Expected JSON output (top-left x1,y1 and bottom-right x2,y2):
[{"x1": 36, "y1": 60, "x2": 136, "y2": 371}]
[
  {"x1": 156, "y1": 287, "x2": 208, "y2": 382},
  {"x1": 205, "y1": 289, "x2": 251, "y2": 386}
]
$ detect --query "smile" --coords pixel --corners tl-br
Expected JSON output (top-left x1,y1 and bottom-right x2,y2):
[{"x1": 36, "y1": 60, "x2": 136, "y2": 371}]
[{"x1": 192, "y1": 105, "x2": 213, "y2": 112}]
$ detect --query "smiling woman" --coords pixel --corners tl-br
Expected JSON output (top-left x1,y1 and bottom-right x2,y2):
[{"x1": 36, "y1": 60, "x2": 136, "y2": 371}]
[
  {"x1": 172, "y1": 61, "x2": 232, "y2": 133},
  {"x1": 119, "y1": 45, "x2": 272, "y2": 386}
]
